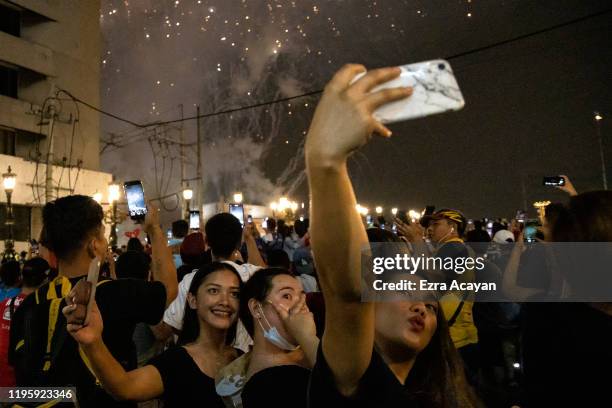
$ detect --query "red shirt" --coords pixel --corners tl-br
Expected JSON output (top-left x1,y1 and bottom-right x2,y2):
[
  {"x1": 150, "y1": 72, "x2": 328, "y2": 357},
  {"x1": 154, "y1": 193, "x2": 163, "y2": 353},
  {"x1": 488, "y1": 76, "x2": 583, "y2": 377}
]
[{"x1": 0, "y1": 292, "x2": 26, "y2": 387}]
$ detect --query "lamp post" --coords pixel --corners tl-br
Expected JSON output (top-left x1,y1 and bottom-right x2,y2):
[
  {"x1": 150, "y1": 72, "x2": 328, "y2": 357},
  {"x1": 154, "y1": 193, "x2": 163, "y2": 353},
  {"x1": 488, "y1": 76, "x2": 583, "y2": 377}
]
[
  {"x1": 108, "y1": 182, "x2": 120, "y2": 247},
  {"x1": 533, "y1": 201, "x2": 551, "y2": 224},
  {"x1": 183, "y1": 186, "x2": 193, "y2": 220},
  {"x1": 2, "y1": 166, "x2": 17, "y2": 261},
  {"x1": 595, "y1": 112, "x2": 607, "y2": 190},
  {"x1": 270, "y1": 201, "x2": 278, "y2": 218}
]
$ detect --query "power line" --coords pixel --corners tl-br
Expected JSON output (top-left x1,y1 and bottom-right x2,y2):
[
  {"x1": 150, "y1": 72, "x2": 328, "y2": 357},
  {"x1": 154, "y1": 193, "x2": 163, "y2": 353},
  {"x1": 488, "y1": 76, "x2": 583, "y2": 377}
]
[{"x1": 62, "y1": 8, "x2": 612, "y2": 130}]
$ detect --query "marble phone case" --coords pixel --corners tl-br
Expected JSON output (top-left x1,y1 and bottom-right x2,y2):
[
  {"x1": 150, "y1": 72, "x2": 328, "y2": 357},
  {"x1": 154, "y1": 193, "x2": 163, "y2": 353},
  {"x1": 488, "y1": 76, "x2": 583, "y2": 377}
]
[{"x1": 356, "y1": 59, "x2": 465, "y2": 124}]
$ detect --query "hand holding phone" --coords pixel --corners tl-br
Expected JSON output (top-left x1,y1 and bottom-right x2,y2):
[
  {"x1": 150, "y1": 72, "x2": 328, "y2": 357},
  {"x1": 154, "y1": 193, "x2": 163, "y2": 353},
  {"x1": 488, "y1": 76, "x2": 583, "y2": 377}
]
[
  {"x1": 352, "y1": 60, "x2": 465, "y2": 124},
  {"x1": 554, "y1": 175, "x2": 578, "y2": 196},
  {"x1": 143, "y1": 203, "x2": 161, "y2": 235}
]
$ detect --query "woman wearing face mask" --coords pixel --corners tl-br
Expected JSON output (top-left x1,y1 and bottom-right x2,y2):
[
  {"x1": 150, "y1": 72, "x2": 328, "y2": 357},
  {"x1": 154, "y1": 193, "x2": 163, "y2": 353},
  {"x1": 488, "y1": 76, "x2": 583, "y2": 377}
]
[
  {"x1": 305, "y1": 64, "x2": 479, "y2": 406},
  {"x1": 63, "y1": 262, "x2": 243, "y2": 408},
  {"x1": 239, "y1": 268, "x2": 319, "y2": 408}
]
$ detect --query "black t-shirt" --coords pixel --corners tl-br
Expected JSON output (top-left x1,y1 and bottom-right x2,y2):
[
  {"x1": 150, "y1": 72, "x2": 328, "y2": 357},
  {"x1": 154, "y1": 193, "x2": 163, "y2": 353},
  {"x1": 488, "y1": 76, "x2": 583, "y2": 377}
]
[
  {"x1": 9, "y1": 277, "x2": 166, "y2": 408},
  {"x1": 242, "y1": 365, "x2": 310, "y2": 408},
  {"x1": 149, "y1": 346, "x2": 225, "y2": 408},
  {"x1": 308, "y1": 344, "x2": 419, "y2": 408},
  {"x1": 516, "y1": 245, "x2": 550, "y2": 290},
  {"x1": 522, "y1": 302, "x2": 612, "y2": 407}
]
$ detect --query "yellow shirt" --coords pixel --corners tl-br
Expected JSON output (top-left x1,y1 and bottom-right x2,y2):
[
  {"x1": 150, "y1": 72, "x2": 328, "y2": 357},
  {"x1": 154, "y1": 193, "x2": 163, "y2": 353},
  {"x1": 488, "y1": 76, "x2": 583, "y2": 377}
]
[{"x1": 436, "y1": 238, "x2": 479, "y2": 349}]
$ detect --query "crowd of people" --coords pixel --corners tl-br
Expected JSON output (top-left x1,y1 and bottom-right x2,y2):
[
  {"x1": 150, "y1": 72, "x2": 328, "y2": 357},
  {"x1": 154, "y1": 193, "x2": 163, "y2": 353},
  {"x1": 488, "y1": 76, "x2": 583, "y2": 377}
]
[{"x1": 1, "y1": 65, "x2": 611, "y2": 407}]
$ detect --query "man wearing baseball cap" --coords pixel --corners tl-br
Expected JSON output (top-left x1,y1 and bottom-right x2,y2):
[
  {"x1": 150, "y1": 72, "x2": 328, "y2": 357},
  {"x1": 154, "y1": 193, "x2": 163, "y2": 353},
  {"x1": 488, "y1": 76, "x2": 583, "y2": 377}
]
[{"x1": 428, "y1": 209, "x2": 480, "y2": 383}]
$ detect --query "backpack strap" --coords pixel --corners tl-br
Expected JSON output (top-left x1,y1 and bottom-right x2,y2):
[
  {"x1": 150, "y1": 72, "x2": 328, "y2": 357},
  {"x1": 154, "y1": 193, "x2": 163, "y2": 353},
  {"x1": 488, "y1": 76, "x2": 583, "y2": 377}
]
[
  {"x1": 41, "y1": 277, "x2": 111, "y2": 386},
  {"x1": 9, "y1": 295, "x2": 18, "y2": 319},
  {"x1": 447, "y1": 298, "x2": 466, "y2": 327}
]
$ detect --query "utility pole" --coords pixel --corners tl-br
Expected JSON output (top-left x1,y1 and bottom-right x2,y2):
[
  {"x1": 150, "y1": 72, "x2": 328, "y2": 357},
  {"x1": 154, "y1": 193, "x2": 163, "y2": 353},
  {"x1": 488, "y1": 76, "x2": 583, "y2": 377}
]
[
  {"x1": 196, "y1": 105, "x2": 203, "y2": 210},
  {"x1": 595, "y1": 113, "x2": 607, "y2": 190},
  {"x1": 521, "y1": 174, "x2": 528, "y2": 213},
  {"x1": 179, "y1": 104, "x2": 186, "y2": 214},
  {"x1": 45, "y1": 104, "x2": 57, "y2": 203}
]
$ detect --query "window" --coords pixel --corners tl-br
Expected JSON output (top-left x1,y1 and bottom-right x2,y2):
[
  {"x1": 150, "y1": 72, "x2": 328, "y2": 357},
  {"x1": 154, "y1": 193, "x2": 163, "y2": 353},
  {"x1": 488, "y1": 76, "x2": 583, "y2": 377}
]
[
  {"x1": 0, "y1": 204, "x2": 31, "y2": 242},
  {"x1": 0, "y1": 128, "x2": 16, "y2": 155},
  {"x1": 0, "y1": 65, "x2": 18, "y2": 98},
  {"x1": 0, "y1": 4, "x2": 20, "y2": 36}
]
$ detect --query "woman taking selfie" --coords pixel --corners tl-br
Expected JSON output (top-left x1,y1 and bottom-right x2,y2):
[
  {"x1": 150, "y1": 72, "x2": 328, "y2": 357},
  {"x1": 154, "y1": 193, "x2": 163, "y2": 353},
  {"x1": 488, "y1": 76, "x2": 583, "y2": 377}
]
[
  {"x1": 63, "y1": 262, "x2": 243, "y2": 407},
  {"x1": 305, "y1": 64, "x2": 478, "y2": 407}
]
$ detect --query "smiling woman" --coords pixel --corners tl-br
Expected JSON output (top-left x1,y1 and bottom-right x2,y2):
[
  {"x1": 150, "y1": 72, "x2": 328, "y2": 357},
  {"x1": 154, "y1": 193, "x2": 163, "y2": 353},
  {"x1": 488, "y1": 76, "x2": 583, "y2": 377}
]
[{"x1": 63, "y1": 262, "x2": 244, "y2": 408}]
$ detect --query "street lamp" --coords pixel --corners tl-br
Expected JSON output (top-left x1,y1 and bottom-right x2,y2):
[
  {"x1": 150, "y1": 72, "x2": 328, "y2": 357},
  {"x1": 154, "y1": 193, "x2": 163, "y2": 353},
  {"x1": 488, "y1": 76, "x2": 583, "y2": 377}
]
[
  {"x1": 183, "y1": 186, "x2": 193, "y2": 219},
  {"x1": 594, "y1": 112, "x2": 607, "y2": 190},
  {"x1": 233, "y1": 192, "x2": 243, "y2": 204},
  {"x1": 533, "y1": 200, "x2": 551, "y2": 223},
  {"x1": 182, "y1": 187, "x2": 193, "y2": 201},
  {"x1": 408, "y1": 209, "x2": 421, "y2": 222},
  {"x1": 108, "y1": 182, "x2": 120, "y2": 247},
  {"x1": 2, "y1": 166, "x2": 17, "y2": 261},
  {"x1": 391, "y1": 208, "x2": 398, "y2": 216},
  {"x1": 108, "y1": 183, "x2": 120, "y2": 203},
  {"x1": 375, "y1": 206, "x2": 383, "y2": 215}
]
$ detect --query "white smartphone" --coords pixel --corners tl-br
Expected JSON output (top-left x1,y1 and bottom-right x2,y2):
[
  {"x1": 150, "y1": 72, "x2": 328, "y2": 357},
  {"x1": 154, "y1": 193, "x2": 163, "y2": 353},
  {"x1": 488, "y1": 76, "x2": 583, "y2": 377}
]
[
  {"x1": 353, "y1": 59, "x2": 465, "y2": 123},
  {"x1": 85, "y1": 257, "x2": 100, "y2": 325}
]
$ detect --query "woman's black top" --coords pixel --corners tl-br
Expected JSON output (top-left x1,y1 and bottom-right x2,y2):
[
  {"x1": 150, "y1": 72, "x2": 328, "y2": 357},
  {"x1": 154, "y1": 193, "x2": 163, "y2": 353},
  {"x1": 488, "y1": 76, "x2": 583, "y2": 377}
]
[
  {"x1": 308, "y1": 344, "x2": 419, "y2": 407},
  {"x1": 149, "y1": 346, "x2": 225, "y2": 408},
  {"x1": 242, "y1": 364, "x2": 310, "y2": 408},
  {"x1": 522, "y1": 302, "x2": 612, "y2": 406}
]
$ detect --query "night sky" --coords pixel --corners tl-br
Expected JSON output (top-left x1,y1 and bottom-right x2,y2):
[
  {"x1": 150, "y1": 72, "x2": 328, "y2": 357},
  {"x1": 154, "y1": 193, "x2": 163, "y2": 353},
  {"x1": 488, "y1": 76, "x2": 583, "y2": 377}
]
[{"x1": 99, "y1": 0, "x2": 612, "y2": 221}]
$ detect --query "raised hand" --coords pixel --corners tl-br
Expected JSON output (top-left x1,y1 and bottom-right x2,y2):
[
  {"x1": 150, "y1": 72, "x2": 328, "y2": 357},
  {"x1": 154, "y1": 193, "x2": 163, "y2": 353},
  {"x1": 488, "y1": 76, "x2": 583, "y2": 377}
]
[
  {"x1": 143, "y1": 203, "x2": 161, "y2": 234},
  {"x1": 305, "y1": 64, "x2": 412, "y2": 166},
  {"x1": 270, "y1": 294, "x2": 316, "y2": 345},
  {"x1": 555, "y1": 175, "x2": 578, "y2": 196},
  {"x1": 394, "y1": 217, "x2": 425, "y2": 242},
  {"x1": 62, "y1": 279, "x2": 104, "y2": 345}
]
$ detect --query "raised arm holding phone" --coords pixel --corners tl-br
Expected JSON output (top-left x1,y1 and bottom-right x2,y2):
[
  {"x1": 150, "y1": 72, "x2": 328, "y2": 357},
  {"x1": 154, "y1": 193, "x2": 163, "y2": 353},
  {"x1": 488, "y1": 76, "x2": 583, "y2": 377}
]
[
  {"x1": 306, "y1": 64, "x2": 477, "y2": 407},
  {"x1": 143, "y1": 203, "x2": 178, "y2": 306},
  {"x1": 8, "y1": 195, "x2": 173, "y2": 407}
]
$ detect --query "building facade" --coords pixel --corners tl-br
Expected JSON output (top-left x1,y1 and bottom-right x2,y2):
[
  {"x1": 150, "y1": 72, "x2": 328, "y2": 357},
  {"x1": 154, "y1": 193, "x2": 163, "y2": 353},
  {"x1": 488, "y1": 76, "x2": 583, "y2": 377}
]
[{"x1": 0, "y1": 0, "x2": 112, "y2": 253}]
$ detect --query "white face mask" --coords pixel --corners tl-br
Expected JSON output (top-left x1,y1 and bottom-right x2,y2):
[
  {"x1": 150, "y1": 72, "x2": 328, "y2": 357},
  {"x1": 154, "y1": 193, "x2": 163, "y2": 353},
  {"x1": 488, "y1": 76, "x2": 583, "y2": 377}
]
[{"x1": 256, "y1": 303, "x2": 299, "y2": 351}]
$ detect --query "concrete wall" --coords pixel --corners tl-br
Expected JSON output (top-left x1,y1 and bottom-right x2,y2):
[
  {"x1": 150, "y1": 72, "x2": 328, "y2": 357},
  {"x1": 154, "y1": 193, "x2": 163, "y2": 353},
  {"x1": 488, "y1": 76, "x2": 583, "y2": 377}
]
[
  {"x1": 0, "y1": 0, "x2": 102, "y2": 171},
  {"x1": 0, "y1": 153, "x2": 112, "y2": 247}
]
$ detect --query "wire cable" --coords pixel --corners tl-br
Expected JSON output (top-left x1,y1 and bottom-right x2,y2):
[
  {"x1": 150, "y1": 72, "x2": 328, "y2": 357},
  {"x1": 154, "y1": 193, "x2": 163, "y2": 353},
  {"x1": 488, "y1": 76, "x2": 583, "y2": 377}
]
[{"x1": 58, "y1": 7, "x2": 612, "y2": 131}]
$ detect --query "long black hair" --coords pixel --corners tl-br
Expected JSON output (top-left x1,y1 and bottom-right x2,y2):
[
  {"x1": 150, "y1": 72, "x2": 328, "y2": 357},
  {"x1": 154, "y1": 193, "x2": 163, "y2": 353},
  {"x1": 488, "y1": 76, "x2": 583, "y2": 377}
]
[
  {"x1": 177, "y1": 262, "x2": 244, "y2": 346},
  {"x1": 367, "y1": 227, "x2": 480, "y2": 407}
]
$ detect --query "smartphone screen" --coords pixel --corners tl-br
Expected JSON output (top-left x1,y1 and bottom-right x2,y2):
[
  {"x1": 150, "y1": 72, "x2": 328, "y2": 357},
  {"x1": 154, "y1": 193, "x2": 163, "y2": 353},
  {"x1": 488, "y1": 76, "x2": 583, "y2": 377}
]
[
  {"x1": 543, "y1": 176, "x2": 565, "y2": 186},
  {"x1": 229, "y1": 204, "x2": 245, "y2": 225},
  {"x1": 189, "y1": 210, "x2": 200, "y2": 229},
  {"x1": 124, "y1": 181, "x2": 147, "y2": 221},
  {"x1": 524, "y1": 220, "x2": 541, "y2": 242}
]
